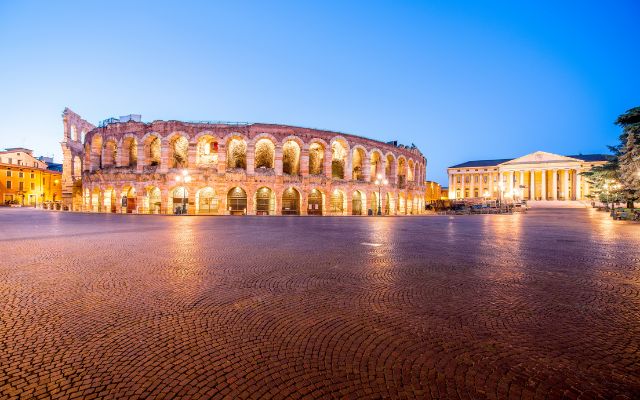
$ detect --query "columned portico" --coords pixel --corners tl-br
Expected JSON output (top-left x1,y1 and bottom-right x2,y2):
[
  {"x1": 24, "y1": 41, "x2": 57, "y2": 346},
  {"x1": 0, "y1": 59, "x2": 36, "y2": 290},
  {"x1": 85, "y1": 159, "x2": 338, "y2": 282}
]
[{"x1": 448, "y1": 151, "x2": 608, "y2": 202}]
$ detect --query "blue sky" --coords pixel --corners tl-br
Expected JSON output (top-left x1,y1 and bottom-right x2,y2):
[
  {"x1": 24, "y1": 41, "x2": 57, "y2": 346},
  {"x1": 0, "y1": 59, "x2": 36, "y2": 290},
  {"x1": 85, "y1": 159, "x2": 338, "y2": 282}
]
[{"x1": 0, "y1": 1, "x2": 638, "y2": 184}]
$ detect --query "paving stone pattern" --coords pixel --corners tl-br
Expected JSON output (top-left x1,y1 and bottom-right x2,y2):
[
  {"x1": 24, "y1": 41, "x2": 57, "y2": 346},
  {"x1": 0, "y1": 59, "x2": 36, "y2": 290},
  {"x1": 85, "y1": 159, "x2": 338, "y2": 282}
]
[{"x1": 0, "y1": 208, "x2": 639, "y2": 399}]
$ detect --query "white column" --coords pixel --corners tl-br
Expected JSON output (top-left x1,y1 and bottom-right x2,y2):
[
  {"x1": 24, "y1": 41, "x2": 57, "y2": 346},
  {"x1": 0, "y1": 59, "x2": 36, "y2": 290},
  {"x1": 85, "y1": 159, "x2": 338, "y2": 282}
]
[
  {"x1": 469, "y1": 173, "x2": 475, "y2": 197},
  {"x1": 563, "y1": 169, "x2": 570, "y2": 201},
  {"x1": 530, "y1": 170, "x2": 535, "y2": 200},
  {"x1": 461, "y1": 173, "x2": 465, "y2": 198},
  {"x1": 575, "y1": 169, "x2": 581, "y2": 200},
  {"x1": 541, "y1": 170, "x2": 547, "y2": 200},
  {"x1": 489, "y1": 172, "x2": 494, "y2": 198},
  {"x1": 508, "y1": 171, "x2": 514, "y2": 197},
  {"x1": 552, "y1": 170, "x2": 558, "y2": 200}
]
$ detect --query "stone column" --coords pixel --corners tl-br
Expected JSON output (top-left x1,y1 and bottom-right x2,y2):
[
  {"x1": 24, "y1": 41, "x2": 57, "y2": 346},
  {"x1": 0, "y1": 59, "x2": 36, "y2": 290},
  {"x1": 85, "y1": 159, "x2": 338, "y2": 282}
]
[
  {"x1": 274, "y1": 146, "x2": 283, "y2": 176},
  {"x1": 159, "y1": 140, "x2": 169, "y2": 173},
  {"x1": 187, "y1": 142, "x2": 197, "y2": 169},
  {"x1": 136, "y1": 142, "x2": 145, "y2": 173},
  {"x1": 363, "y1": 155, "x2": 371, "y2": 182},
  {"x1": 519, "y1": 171, "x2": 525, "y2": 198},
  {"x1": 301, "y1": 147, "x2": 309, "y2": 178},
  {"x1": 529, "y1": 170, "x2": 535, "y2": 200},
  {"x1": 136, "y1": 184, "x2": 145, "y2": 214},
  {"x1": 469, "y1": 173, "x2": 475, "y2": 197},
  {"x1": 541, "y1": 170, "x2": 547, "y2": 200},
  {"x1": 460, "y1": 173, "x2": 466, "y2": 198},
  {"x1": 246, "y1": 143, "x2": 255, "y2": 175},
  {"x1": 324, "y1": 147, "x2": 332, "y2": 179},
  {"x1": 575, "y1": 170, "x2": 581, "y2": 200},
  {"x1": 218, "y1": 143, "x2": 227, "y2": 173},
  {"x1": 552, "y1": 169, "x2": 558, "y2": 200},
  {"x1": 489, "y1": 172, "x2": 494, "y2": 198},
  {"x1": 563, "y1": 169, "x2": 570, "y2": 201},
  {"x1": 344, "y1": 153, "x2": 352, "y2": 181}
]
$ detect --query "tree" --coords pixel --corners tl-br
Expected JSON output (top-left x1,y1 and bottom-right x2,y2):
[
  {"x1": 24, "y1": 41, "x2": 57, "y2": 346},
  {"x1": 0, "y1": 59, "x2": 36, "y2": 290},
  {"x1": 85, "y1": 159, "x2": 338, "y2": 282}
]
[{"x1": 616, "y1": 107, "x2": 640, "y2": 208}]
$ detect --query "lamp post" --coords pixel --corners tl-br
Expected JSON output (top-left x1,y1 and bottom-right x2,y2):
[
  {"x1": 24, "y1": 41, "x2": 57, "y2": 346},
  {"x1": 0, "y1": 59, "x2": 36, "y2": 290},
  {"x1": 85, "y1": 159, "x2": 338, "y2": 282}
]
[
  {"x1": 374, "y1": 174, "x2": 388, "y2": 216},
  {"x1": 174, "y1": 169, "x2": 191, "y2": 214}
]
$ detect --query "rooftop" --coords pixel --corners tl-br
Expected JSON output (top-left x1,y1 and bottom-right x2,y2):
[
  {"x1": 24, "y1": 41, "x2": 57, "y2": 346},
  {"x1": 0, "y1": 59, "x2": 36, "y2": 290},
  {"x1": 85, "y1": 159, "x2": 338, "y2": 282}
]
[{"x1": 449, "y1": 154, "x2": 610, "y2": 169}]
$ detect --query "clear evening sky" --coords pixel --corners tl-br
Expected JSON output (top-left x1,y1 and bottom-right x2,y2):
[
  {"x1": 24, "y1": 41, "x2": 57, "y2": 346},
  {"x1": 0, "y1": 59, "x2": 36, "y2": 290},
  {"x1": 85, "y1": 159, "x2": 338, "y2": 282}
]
[{"x1": 0, "y1": 1, "x2": 638, "y2": 184}]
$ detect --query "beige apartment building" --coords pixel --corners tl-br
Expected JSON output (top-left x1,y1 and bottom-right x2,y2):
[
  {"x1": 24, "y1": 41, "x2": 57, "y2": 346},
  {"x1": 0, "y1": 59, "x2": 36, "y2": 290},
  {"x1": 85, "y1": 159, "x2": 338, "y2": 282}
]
[{"x1": 447, "y1": 151, "x2": 608, "y2": 202}]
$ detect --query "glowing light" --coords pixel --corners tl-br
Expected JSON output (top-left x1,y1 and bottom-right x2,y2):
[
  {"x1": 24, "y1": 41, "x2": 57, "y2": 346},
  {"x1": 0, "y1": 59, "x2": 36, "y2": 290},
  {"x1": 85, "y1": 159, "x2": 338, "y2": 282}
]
[{"x1": 182, "y1": 169, "x2": 188, "y2": 176}]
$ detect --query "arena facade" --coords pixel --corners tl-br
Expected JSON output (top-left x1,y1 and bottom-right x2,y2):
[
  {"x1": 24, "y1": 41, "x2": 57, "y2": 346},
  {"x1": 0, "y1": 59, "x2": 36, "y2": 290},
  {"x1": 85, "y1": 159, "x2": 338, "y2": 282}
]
[{"x1": 60, "y1": 108, "x2": 427, "y2": 215}]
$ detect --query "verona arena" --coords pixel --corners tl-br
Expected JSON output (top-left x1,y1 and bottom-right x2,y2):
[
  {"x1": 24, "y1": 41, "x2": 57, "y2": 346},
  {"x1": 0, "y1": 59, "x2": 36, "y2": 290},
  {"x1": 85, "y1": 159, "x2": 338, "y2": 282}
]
[{"x1": 60, "y1": 108, "x2": 427, "y2": 216}]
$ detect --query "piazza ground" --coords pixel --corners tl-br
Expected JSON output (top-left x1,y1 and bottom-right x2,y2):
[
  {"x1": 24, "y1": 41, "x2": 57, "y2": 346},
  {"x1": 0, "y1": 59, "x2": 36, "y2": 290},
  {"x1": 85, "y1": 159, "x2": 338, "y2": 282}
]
[{"x1": 1, "y1": 209, "x2": 639, "y2": 400}]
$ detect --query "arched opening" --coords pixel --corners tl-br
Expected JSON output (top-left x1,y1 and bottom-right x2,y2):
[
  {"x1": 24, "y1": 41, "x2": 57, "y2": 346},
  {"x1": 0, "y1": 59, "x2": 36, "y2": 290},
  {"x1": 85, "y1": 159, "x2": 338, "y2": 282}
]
[
  {"x1": 407, "y1": 194, "x2": 413, "y2": 214},
  {"x1": 104, "y1": 188, "x2": 117, "y2": 213},
  {"x1": 91, "y1": 188, "x2": 101, "y2": 212},
  {"x1": 282, "y1": 140, "x2": 301, "y2": 175},
  {"x1": 227, "y1": 187, "x2": 247, "y2": 215},
  {"x1": 103, "y1": 140, "x2": 117, "y2": 167},
  {"x1": 352, "y1": 148, "x2": 365, "y2": 181},
  {"x1": 352, "y1": 190, "x2": 364, "y2": 215},
  {"x1": 370, "y1": 151, "x2": 382, "y2": 179},
  {"x1": 385, "y1": 193, "x2": 391, "y2": 215},
  {"x1": 170, "y1": 186, "x2": 188, "y2": 214},
  {"x1": 398, "y1": 158, "x2": 407, "y2": 187},
  {"x1": 282, "y1": 187, "x2": 300, "y2": 215},
  {"x1": 196, "y1": 187, "x2": 217, "y2": 214},
  {"x1": 197, "y1": 136, "x2": 218, "y2": 167},
  {"x1": 369, "y1": 191, "x2": 379, "y2": 215},
  {"x1": 169, "y1": 136, "x2": 189, "y2": 169},
  {"x1": 72, "y1": 156, "x2": 82, "y2": 178},
  {"x1": 144, "y1": 136, "x2": 161, "y2": 167},
  {"x1": 308, "y1": 189, "x2": 323, "y2": 215},
  {"x1": 408, "y1": 160, "x2": 415, "y2": 181},
  {"x1": 255, "y1": 186, "x2": 275, "y2": 215},
  {"x1": 309, "y1": 142, "x2": 325, "y2": 175},
  {"x1": 84, "y1": 143, "x2": 91, "y2": 170},
  {"x1": 122, "y1": 187, "x2": 136, "y2": 213},
  {"x1": 71, "y1": 125, "x2": 78, "y2": 141},
  {"x1": 146, "y1": 186, "x2": 161, "y2": 214},
  {"x1": 226, "y1": 138, "x2": 247, "y2": 170},
  {"x1": 122, "y1": 137, "x2": 138, "y2": 167},
  {"x1": 91, "y1": 135, "x2": 103, "y2": 169},
  {"x1": 331, "y1": 140, "x2": 347, "y2": 179},
  {"x1": 254, "y1": 138, "x2": 275, "y2": 170},
  {"x1": 80, "y1": 129, "x2": 86, "y2": 144},
  {"x1": 385, "y1": 154, "x2": 394, "y2": 180},
  {"x1": 330, "y1": 190, "x2": 345, "y2": 215},
  {"x1": 398, "y1": 193, "x2": 406, "y2": 215}
]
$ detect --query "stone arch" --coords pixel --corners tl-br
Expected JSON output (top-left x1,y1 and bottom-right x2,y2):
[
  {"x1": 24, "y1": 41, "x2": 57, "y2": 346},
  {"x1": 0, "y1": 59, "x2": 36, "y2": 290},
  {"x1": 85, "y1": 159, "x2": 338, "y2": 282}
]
[
  {"x1": 282, "y1": 186, "x2": 301, "y2": 215},
  {"x1": 385, "y1": 153, "x2": 396, "y2": 181},
  {"x1": 226, "y1": 135, "x2": 247, "y2": 170},
  {"x1": 254, "y1": 137, "x2": 276, "y2": 170},
  {"x1": 121, "y1": 135, "x2": 138, "y2": 167},
  {"x1": 330, "y1": 137, "x2": 349, "y2": 179},
  {"x1": 91, "y1": 187, "x2": 102, "y2": 212},
  {"x1": 282, "y1": 139, "x2": 301, "y2": 175},
  {"x1": 308, "y1": 139, "x2": 327, "y2": 176},
  {"x1": 307, "y1": 187, "x2": 324, "y2": 215},
  {"x1": 397, "y1": 156, "x2": 407, "y2": 186},
  {"x1": 254, "y1": 186, "x2": 276, "y2": 215},
  {"x1": 196, "y1": 186, "x2": 218, "y2": 214},
  {"x1": 407, "y1": 159, "x2": 415, "y2": 181},
  {"x1": 352, "y1": 190, "x2": 366, "y2": 215},
  {"x1": 196, "y1": 134, "x2": 219, "y2": 168},
  {"x1": 103, "y1": 138, "x2": 118, "y2": 167},
  {"x1": 91, "y1": 134, "x2": 103, "y2": 169},
  {"x1": 398, "y1": 192, "x2": 406, "y2": 215},
  {"x1": 168, "y1": 185, "x2": 189, "y2": 214},
  {"x1": 142, "y1": 133, "x2": 161, "y2": 167},
  {"x1": 120, "y1": 186, "x2": 137, "y2": 213},
  {"x1": 103, "y1": 186, "x2": 117, "y2": 213},
  {"x1": 72, "y1": 155, "x2": 82, "y2": 179},
  {"x1": 369, "y1": 149, "x2": 383, "y2": 179},
  {"x1": 84, "y1": 143, "x2": 91, "y2": 170},
  {"x1": 351, "y1": 146, "x2": 366, "y2": 181},
  {"x1": 227, "y1": 186, "x2": 248, "y2": 215},
  {"x1": 71, "y1": 125, "x2": 78, "y2": 141},
  {"x1": 145, "y1": 185, "x2": 162, "y2": 214},
  {"x1": 167, "y1": 133, "x2": 189, "y2": 169},
  {"x1": 329, "y1": 188, "x2": 347, "y2": 215}
]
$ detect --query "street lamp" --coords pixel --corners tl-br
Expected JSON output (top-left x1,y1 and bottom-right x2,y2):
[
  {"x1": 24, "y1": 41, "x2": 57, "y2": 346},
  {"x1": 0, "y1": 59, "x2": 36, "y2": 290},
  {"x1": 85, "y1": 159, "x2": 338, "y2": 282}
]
[
  {"x1": 374, "y1": 173, "x2": 388, "y2": 216},
  {"x1": 174, "y1": 169, "x2": 191, "y2": 214}
]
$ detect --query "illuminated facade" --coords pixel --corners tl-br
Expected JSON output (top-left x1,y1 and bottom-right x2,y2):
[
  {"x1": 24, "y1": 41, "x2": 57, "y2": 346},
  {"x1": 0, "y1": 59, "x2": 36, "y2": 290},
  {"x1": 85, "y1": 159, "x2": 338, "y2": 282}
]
[
  {"x1": 61, "y1": 109, "x2": 427, "y2": 215},
  {"x1": 0, "y1": 148, "x2": 62, "y2": 206},
  {"x1": 447, "y1": 151, "x2": 608, "y2": 201}
]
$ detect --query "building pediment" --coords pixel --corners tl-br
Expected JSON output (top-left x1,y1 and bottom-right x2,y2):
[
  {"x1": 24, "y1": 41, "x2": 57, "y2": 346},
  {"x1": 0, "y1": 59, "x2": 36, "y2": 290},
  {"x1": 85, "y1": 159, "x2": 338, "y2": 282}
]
[{"x1": 499, "y1": 151, "x2": 581, "y2": 167}]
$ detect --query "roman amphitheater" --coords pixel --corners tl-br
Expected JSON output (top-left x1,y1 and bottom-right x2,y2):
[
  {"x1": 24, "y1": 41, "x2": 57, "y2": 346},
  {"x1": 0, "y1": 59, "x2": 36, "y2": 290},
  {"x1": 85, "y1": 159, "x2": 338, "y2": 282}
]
[{"x1": 60, "y1": 109, "x2": 427, "y2": 215}]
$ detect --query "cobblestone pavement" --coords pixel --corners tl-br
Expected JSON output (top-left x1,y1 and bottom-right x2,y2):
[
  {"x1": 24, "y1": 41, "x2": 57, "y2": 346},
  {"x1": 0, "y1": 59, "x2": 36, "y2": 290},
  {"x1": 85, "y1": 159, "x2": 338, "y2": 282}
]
[{"x1": 1, "y1": 208, "x2": 639, "y2": 400}]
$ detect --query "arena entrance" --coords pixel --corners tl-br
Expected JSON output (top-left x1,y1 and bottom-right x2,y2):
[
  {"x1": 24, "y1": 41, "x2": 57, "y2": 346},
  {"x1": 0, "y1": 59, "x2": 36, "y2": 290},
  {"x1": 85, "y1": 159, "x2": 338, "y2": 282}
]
[
  {"x1": 352, "y1": 191, "x2": 363, "y2": 215},
  {"x1": 122, "y1": 187, "x2": 136, "y2": 213},
  {"x1": 172, "y1": 187, "x2": 188, "y2": 214},
  {"x1": 227, "y1": 187, "x2": 247, "y2": 215},
  {"x1": 330, "y1": 190, "x2": 344, "y2": 215},
  {"x1": 281, "y1": 188, "x2": 300, "y2": 215},
  {"x1": 308, "y1": 189, "x2": 323, "y2": 215},
  {"x1": 196, "y1": 187, "x2": 217, "y2": 214},
  {"x1": 255, "y1": 187, "x2": 275, "y2": 215}
]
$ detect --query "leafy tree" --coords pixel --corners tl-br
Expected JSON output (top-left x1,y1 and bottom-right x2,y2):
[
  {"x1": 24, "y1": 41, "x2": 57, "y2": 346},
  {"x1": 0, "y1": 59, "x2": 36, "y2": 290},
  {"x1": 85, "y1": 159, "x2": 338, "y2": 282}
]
[{"x1": 616, "y1": 107, "x2": 640, "y2": 208}]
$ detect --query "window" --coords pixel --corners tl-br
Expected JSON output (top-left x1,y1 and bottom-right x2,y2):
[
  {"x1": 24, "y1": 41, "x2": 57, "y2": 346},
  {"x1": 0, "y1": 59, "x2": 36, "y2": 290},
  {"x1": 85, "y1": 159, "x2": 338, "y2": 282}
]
[
  {"x1": 30, "y1": 182, "x2": 35, "y2": 190},
  {"x1": 8, "y1": 158, "x2": 12, "y2": 164},
  {"x1": 6, "y1": 181, "x2": 11, "y2": 189},
  {"x1": 18, "y1": 172, "x2": 24, "y2": 178},
  {"x1": 465, "y1": 176, "x2": 470, "y2": 183},
  {"x1": 483, "y1": 176, "x2": 488, "y2": 183},
  {"x1": 6, "y1": 170, "x2": 11, "y2": 177},
  {"x1": 19, "y1": 182, "x2": 24, "y2": 190},
  {"x1": 30, "y1": 173, "x2": 34, "y2": 179},
  {"x1": 474, "y1": 176, "x2": 479, "y2": 183},
  {"x1": 456, "y1": 176, "x2": 461, "y2": 183}
]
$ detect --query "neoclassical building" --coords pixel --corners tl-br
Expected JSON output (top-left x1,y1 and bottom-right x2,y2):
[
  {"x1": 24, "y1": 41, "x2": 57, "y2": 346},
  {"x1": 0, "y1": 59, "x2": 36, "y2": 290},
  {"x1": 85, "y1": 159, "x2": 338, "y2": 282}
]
[
  {"x1": 447, "y1": 151, "x2": 609, "y2": 202},
  {"x1": 60, "y1": 109, "x2": 427, "y2": 215}
]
